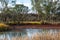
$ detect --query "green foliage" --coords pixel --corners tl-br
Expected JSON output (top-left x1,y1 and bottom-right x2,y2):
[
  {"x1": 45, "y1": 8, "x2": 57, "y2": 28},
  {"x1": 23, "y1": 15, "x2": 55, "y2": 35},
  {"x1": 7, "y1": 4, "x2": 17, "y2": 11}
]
[
  {"x1": 0, "y1": 23, "x2": 11, "y2": 31},
  {"x1": 22, "y1": 21, "x2": 42, "y2": 25},
  {"x1": 31, "y1": 0, "x2": 57, "y2": 21},
  {"x1": 13, "y1": 4, "x2": 29, "y2": 13},
  {"x1": 0, "y1": 3, "x2": 29, "y2": 22}
]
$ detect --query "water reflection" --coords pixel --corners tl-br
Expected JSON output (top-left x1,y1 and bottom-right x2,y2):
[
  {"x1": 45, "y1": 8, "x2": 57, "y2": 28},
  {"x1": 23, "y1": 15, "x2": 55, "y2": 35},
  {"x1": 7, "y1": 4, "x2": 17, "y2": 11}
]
[{"x1": 0, "y1": 29, "x2": 60, "y2": 40}]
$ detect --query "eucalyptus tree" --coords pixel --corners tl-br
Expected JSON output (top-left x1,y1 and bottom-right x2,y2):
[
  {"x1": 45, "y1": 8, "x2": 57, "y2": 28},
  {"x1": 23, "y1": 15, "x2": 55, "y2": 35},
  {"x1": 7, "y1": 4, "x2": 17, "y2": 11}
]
[
  {"x1": 31, "y1": 0, "x2": 58, "y2": 22},
  {"x1": 13, "y1": 4, "x2": 28, "y2": 14},
  {"x1": 0, "y1": 0, "x2": 9, "y2": 11},
  {"x1": 12, "y1": 4, "x2": 29, "y2": 23},
  {"x1": 0, "y1": 0, "x2": 16, "y2": 22}
]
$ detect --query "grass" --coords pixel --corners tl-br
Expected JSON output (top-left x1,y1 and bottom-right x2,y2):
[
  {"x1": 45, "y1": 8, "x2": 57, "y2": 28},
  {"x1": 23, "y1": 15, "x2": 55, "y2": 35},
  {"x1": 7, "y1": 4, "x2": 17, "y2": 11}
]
[
  {"x1": 22, "y1": 21, "x2": 42, "y2": 25},
  {"x1": 6, "y1": 21, "x2": 43, "y2": 25},
  {"x1": 3, "y1": 32, "x2": 60, "y2": 40},
  {"x1": 4, "y1": 21, "x2": 60, "y2": 25}
]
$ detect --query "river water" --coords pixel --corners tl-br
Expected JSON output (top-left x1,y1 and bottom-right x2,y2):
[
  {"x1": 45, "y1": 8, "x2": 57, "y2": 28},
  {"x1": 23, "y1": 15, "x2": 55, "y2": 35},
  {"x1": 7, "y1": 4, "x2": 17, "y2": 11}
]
[{"x1": 0, "y1": 29, "x2": 60, "y2": 40}]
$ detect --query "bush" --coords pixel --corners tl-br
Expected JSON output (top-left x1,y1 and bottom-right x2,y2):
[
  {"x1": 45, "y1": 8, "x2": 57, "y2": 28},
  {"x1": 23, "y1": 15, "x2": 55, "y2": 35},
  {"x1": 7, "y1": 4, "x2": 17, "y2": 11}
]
[
  {"x1": 0, "y1": 23, "x2": 11, "y2": 31},
  {"x1": 0, "y1": 23, "x2": 8, "y2": 27}
]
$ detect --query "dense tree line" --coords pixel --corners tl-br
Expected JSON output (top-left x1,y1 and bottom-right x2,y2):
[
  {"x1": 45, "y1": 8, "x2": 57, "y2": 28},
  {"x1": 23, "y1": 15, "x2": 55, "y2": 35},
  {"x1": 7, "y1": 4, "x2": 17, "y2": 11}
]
[
  {"x1": 0, "y1": 0, "x2": 60, "y2": 23},
  {"x1": 31, "y1": 0, "x2": 60, "y2": 22}
]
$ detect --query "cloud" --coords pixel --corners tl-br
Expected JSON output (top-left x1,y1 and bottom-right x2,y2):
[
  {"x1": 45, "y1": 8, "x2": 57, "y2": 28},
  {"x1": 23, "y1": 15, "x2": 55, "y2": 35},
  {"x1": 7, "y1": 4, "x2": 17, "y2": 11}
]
[
  {"x1": 16, "y1": 0, "x2": 32, "y2": 9},
  {"x1": 0, "y1": 2, "x2": 3, "y2": 8},
  {"x1": 23, "y1": 3, "x2": 32, "y2": 9}
]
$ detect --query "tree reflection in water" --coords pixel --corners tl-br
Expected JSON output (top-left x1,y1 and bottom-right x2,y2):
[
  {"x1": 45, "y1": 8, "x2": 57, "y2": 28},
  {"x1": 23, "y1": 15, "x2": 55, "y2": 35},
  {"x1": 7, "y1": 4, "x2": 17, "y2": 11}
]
[{"x1": 0, "y1": 29, "x2": 60, "y2": 40}]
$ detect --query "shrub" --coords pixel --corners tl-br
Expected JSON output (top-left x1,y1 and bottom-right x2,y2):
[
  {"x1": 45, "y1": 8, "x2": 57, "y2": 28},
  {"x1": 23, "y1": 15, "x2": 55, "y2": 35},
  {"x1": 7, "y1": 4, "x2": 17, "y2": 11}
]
[
  {"x1": 0, "y1": 23, "x2": 11, "y2": 31},
  {"x1": 0, "y1": 23, "x2": 8, "y2": 27}
]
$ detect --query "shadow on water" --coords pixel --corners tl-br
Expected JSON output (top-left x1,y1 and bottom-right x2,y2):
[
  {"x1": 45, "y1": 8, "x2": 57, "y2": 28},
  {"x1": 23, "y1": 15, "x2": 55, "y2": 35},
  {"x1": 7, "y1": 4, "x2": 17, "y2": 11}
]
[{"x1": 0, "y1": 29, "x2": 60, "y2": 40}]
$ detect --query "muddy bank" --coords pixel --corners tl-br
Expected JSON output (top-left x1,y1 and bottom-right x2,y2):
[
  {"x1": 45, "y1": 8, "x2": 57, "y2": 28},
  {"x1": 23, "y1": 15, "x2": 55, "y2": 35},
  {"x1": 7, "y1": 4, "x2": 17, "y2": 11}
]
[{"x1": 9, "y1": 24, "x2": 60, "y2": 31}]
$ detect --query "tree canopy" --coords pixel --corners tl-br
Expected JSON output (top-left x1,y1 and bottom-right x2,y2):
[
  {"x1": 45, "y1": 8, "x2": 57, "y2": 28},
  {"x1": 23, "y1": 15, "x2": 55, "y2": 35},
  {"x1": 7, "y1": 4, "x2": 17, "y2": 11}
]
[{"x1": 31, "y1": 0, "x2": 58, "y2": 21}]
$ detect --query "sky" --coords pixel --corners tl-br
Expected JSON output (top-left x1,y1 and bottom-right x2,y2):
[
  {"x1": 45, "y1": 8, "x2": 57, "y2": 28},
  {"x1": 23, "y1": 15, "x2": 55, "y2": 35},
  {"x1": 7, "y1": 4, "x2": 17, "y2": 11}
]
[
  {"x1": 7, "y1": 0, "x2": 32, "y2": 9},
  {"x1": 0, "y1": 0, "x2": 35, "y2": 13},
  {"x1": 0, "y1": 0, "x2": 32, "y2": 9},
  {"x1": 8, "y1": 0, "x2": 33, "y2": 13},
  {"x1": 16, "y1": 0, "x2": 32, "y2": 9}
]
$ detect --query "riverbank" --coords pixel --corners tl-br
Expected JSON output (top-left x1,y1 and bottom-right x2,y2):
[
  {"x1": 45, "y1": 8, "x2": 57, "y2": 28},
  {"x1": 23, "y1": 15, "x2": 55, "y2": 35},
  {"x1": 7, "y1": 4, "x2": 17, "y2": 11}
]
[
  {"x1": 8, "y1": 21, "x2": 60, "y2": 29},
  {"x1": 0, "y1": 21, "x2": 60, "y2": 31},
  {"x1": 10, "y1": 24, "x2": 60, "y2": 30}
]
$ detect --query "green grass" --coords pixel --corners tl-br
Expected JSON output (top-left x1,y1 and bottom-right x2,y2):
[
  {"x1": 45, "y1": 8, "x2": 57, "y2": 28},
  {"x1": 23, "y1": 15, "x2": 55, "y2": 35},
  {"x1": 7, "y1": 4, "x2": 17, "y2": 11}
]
[
  {"x1": 6, "y1": 21, "x2": 43, "y2": 25},
  {"x1": 22, "y1": 21, "x2": 42, "y2": 25},
  {"x1": 5, "y1": 21, "x2": 60, "y2": 25}
]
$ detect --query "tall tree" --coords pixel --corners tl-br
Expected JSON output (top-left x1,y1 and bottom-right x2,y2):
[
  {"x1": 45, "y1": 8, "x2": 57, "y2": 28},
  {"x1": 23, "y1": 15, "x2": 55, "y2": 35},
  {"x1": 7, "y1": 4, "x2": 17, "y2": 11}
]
[
  {"x1": 13, "y1": 4, "x2": 29, "y2": 23},
  {"x1": 0, "y1": 0, "x2": 16, "y2": 22},
  {"x1": 13, "y1": 4, "x2": 28, "y2": 14},
  {"x1": 0, "y1": 0, "x2": 16, "y2": 12},
  {"x1": 31, "y1": 0, "x2": 58, "y2": 21}
]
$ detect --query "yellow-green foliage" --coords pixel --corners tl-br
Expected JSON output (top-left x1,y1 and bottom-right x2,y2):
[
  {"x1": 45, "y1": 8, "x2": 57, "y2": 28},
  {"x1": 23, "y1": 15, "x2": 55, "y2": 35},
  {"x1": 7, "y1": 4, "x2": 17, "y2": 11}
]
[
  {"x1": 23, "y1": 21, "x2": 42, "y2": 25},
  {"x1": 0, "y1": 23, "x2": 10, "y2": 31},
  {"x1": 8, "y1": 21, "x2": 42, "y2": 25},
  {"x1": 29, "y1": 22, "x2": 42, "y2": 24},
  {"x1": 0, "y1": 23, "x2": 8, "y2": 27}
]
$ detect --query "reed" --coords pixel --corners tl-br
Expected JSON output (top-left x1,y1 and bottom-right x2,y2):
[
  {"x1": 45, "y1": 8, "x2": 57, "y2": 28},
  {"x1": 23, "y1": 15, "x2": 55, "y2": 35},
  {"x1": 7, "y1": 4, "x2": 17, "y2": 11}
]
[{"x1": 1, "y1": 32, "x2": 60, "y2": 40}]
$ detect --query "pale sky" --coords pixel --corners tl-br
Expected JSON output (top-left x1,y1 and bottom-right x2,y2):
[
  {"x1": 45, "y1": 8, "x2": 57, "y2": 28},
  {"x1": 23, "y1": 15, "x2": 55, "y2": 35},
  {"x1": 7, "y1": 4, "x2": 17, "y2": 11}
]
[
  {"x1": 0, "y1": 0, "x2": 32, "y2": 9},
  {"x1": 8, "y1": 0, "x2": 32, "y2": 9},
  {"x1": 9, "y1": 0, "x2": 33, "y2": 13},
  {"x1": 16, "y1": 0, "x2": 32, "y2": 9},
  {"x1": 0, "y1": 0, "x2": 35, "y2": 13}
]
